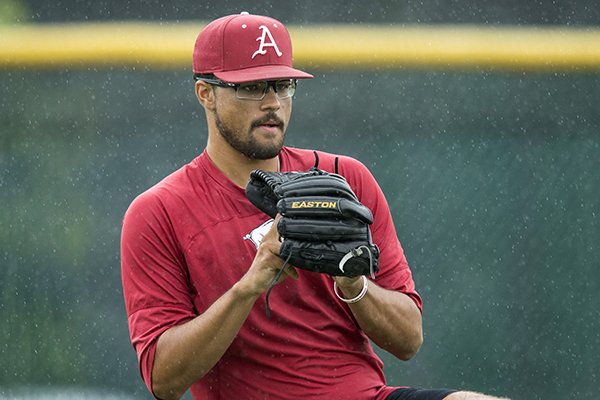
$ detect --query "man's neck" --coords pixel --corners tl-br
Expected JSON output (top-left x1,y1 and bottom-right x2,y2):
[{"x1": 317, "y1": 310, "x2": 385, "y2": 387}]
[{"x1": 206, "y1": 143, "x2": 280, "y2": 188}]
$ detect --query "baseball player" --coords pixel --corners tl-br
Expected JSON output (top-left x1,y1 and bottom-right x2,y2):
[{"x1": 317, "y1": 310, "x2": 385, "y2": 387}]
[{"x1": 121, "y1": 12, "x2": 509, "y2": 400}]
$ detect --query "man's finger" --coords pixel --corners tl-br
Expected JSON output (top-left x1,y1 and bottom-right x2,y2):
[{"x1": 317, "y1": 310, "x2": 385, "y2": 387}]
[{"x1": 263, "y1": 214, "x2": 282, "y2": 242}]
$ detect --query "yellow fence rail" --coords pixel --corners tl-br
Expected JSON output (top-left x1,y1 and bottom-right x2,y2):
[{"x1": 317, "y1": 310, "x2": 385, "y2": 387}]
[{"x1": 2, "y1": 22, "x2": 600, "y2": 71}]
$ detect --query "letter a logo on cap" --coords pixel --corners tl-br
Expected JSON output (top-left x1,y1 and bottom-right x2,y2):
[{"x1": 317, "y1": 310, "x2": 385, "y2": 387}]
[{"x1": 252, "y1": 25, "x2": 283, "y2": 59}]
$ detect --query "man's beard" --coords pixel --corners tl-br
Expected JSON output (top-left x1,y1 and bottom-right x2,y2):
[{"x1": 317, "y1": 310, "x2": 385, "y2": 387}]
[{"x1": 214, "y1": 110, "x2": 285, "y2": 160}]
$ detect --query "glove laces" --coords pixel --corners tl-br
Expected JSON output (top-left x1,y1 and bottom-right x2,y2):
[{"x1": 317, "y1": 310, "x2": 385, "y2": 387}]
[
  {"x1": 338, "y1": 245, "x2": 376, "y2": 279},
  {"x1": 265, "y1": 252, "x2": 293, "y2": 319}
]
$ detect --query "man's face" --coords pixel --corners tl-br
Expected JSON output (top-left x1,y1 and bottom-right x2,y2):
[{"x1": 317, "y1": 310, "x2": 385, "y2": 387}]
[{"x1": 211, "y1": 81, "x2": 293, "y2": 160}]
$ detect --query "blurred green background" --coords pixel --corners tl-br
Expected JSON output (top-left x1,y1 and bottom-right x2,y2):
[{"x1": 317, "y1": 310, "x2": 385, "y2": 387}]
[{"x1": 1, "y1": 1, "x2": 599, "y2": 399}]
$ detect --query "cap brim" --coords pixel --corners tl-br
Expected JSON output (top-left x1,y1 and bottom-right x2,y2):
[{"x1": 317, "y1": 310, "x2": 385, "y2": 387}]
[{"x1": 214, "y1": 65, "x2": 313, "y2": 83}]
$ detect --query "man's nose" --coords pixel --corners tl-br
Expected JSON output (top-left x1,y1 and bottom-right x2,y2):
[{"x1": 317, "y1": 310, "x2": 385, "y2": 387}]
[{"x1": 260, "y1": 86, "x2": 281, "y2": 109}]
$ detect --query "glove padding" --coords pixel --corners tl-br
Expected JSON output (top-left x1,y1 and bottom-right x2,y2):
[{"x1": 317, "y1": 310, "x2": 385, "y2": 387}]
[{"x1": 246, "y1": 168, "x2": 379, "y2": 277}]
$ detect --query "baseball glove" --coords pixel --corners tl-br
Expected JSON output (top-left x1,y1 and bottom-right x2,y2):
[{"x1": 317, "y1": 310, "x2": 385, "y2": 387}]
[{"x1": 246, "y1": 168, "x2": 380, "y2": 278}]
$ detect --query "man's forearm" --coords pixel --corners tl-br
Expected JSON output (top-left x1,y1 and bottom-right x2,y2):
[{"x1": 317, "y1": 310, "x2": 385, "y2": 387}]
[
  {"x1": 151, "y1": 280, "x2": 260, "y2": 400},
  {"x1": 336, "y1": 278, "x2": 423, "y2": 360}
]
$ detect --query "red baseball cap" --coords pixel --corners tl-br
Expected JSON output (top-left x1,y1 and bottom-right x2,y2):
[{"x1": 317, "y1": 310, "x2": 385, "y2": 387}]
[{"x1": 193, "y1": 12, "x2": 313, "y2": 83}]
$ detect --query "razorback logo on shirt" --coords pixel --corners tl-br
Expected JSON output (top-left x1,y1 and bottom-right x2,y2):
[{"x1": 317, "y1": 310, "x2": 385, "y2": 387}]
[{"x1": 243, "y1": 219, "x2": 274, "y2": 249}]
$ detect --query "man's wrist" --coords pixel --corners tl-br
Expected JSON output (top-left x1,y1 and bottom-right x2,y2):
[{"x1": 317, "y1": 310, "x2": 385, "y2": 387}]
[
  {"x1": 231, "y1": 278, "x2": 263, "y2": 302},
  {"x1": 335, "y1": 276, "x2": 362, "y2": 293},
  {"x1": 334, "y1": 276, "x2": 368, "y2": 304}
]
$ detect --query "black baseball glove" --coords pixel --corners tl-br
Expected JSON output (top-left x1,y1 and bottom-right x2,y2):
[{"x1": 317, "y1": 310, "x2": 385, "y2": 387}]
[{"x1": 246, "y1": 168, "x2": 379, "y2": 278}]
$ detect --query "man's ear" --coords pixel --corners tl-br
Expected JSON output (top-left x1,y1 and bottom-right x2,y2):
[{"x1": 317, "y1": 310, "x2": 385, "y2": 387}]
[{"x1": 195, "y1": 80, "x2": 216, "y2": 111}]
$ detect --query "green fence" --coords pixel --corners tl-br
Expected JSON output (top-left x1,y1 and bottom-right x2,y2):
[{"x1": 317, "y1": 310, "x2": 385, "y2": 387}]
[{"x1": 1, "y1": 68, "x2": 599, "y2": 399}]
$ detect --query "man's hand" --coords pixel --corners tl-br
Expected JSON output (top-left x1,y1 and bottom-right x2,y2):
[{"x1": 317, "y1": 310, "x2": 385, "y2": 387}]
[{"x1": 239, "y1": 215, "x2": 298, "y2": 298}]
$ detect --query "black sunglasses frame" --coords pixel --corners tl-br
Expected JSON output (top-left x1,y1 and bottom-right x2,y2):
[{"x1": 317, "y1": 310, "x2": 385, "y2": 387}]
[{"x1": 194, "y1": 75, "x2": 297, "y2": 100}]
